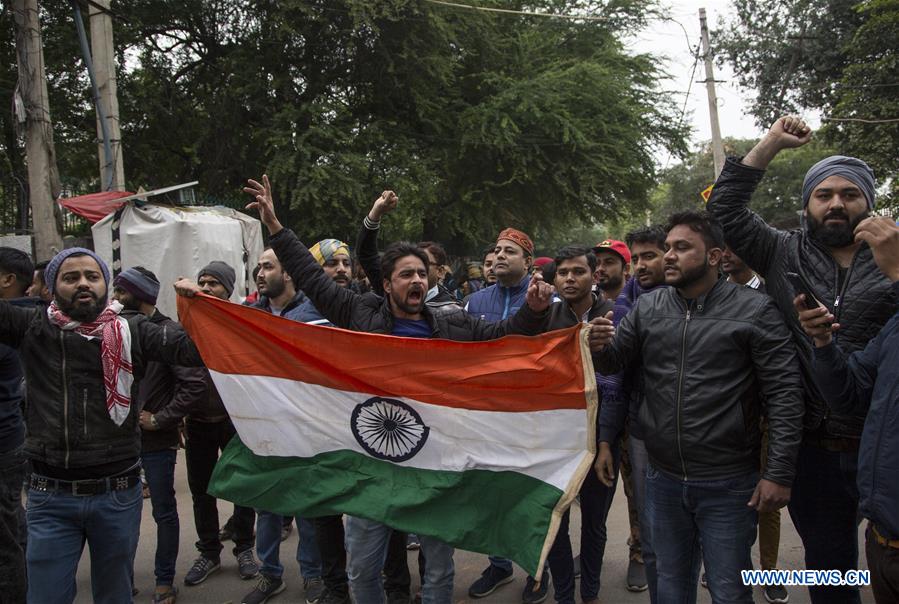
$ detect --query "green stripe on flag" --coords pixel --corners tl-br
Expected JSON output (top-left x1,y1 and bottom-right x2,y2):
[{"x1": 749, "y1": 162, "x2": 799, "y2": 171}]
[{"x1": 209, "y1": 437, "x2": 564, "y2": 575}]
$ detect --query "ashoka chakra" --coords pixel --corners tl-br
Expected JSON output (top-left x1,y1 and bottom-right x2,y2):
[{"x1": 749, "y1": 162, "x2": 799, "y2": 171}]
[{"x1": 351, "y1": 397, "x2": 430, "y2": 462}]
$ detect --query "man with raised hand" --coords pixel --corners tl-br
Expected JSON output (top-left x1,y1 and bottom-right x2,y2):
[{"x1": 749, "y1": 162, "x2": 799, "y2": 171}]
[
  {"x1": 240, "y1": 174, "x2": 554, "y2": 604},
  {"x1": 589, "y1": 211, "x2": 804, "y2": 604},
  {"x1": 113, "y1": 266, "x2": 207, "y2": 604},
  {"x1": 707, "y1": 115, "x2": 898, "y2": 604},
  {"x1": 797, "y1": 216, "x2": 899, "y2": 604}
]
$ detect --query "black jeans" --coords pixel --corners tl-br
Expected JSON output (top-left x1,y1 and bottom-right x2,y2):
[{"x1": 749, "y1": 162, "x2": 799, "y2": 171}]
[
  {"x1": 0, "y1": 445, "x2": 26, "y2": 603},
  {"x1": 185, "y1": 419, "x2": 255, "y2": 558},
  {"x1": 313, "y1": 515, "x2": 349, "y2": 597},
  {"x1": 866, "y1": 526, "x2": 899, "y2": 604}
]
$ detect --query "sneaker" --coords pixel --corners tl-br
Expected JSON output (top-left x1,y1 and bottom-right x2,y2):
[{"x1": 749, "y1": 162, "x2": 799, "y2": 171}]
[
  {"x1": 242, "y1": 574, "x2": 286, "y2": 604},
  {"x1": 468, "y1": 565, "x2": 514, "y2": 598},
  {"x1": 626, "y1": 558, "x2": 648, "y2": 592},
  {"x1": 304, "y1": 577, "x2": 325, "y2": 603},
  {"x1": 184, "y1": 555, "x2": 221, "y2": 586},
  {"x1": 522, "y1": 570, "x2": 550, "y2": 604},
  {"x1": 406, "y1": 534, "x2": 421, "y2": 550},
  {"x1": 573, "y1": 554, "x2": 581, "y2": 578},
  {"x1": 237, "y1": 549, "x2": 260, "y2": 580},
  {"x1": 318, "y1": 589, "x2": 351, "y2": 604},
  {"x1": 764, "y1": 584, "x2": 790, "y2": 604}
]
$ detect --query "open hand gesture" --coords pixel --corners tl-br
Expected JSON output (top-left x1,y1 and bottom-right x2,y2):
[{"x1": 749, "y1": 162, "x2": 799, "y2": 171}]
[{"x1": 244, "y1": 174, "x2": 283, "y2": 234}]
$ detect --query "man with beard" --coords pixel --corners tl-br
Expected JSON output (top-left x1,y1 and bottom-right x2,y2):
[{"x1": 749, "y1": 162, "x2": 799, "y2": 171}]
[
  {"x1": 483, "y1": 247, "x2": 497, "y2": 286},
  {"x1": 591, "y1": 240, "x2": 630, "y2": 303},
  {"x1": 112, "y1": 267, "x2": 207, "y2": 604},
  {"x1": 240, "y1": 174, "x2": 554, "y2": 604},
  {"x1": 707, "y1": 116, "x2": 898, "y2": 604},
  {"x1": 357, "y1": 191, "x2": 460, "y2": 314},
  {"x1": 589, "y1": 211, "x2": 804, "y2": 604},
  {"x1": 0, "y1": 248, "x2": 201, "y2": 603},
  {"x1": 595, "y1": 226, "x2": 668, "y2": 600},
  {"x1": 540, "y1": 245, "x2": 614, "y2": 604},
  {"x1": 243, "y1": 246, "x2": 324, "y2": 604}
]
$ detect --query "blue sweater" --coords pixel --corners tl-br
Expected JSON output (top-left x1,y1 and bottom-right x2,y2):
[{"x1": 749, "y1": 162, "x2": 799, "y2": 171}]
[
  {"x1": 464, "y1": 275, "x2": 529, "y2": 322},
  {"x1": 812, "y1": 281, "x2": 899, "y2": 539}
]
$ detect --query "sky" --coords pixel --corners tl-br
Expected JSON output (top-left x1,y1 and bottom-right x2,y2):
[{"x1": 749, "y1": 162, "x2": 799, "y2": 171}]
[{"x1": 627, "y1": 0, "x2": 813, "y2": 167}]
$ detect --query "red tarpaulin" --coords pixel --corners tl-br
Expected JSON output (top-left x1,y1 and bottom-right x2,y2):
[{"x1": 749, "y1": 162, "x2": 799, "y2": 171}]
[{"x1": 58, "y1": 191, "x2": 135, "y2": 223}]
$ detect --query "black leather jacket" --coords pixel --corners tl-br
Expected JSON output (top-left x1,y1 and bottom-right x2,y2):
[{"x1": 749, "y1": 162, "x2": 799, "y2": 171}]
[
  {"x1": 708, "y1": 157, "x2": 898, "y2": 438},
  {"x1": 270, "y1": 228, "x2": 547, "y2": 339},
  {"x1": 0, "y1": 301, "x2": 200, "y2": 469},
  {"x1": 593, "y1": 278, "x2": 804, "y2": 485}
]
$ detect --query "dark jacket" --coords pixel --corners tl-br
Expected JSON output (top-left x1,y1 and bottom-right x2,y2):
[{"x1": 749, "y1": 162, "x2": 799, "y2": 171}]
[
  {"x1": 137, "y1": 309, "x2": 207, "y2": 452},
  {"x1": 0, "y1": 301, "x2": 200, "y2": 470},
  {"x1": 465, "y1": 276, "x2": 530, "y2": 323},
  {"x1": 355, "y1": 220, "x2": 462, "y2": 315},
  {"x1": 597, "y1": 279, "x2": 669, "y2": 443},
  {"x1": 593, "y1": 278, "x2": 804, "y2": 485},
  {"x1": 0, "y1": 298, "x2": 44, "y2": 455},
  {"x1": 270, "y1": 228, "x2": 548, "y2": 339},
  {"x1": 708, "y1": 157, "x2": 898, "y2": 438},
  {"x1": 250, "y1": 291, "x2": 307, "y2": 321},
  {"x1": 812, "y1": 281, "x2": 899, "y2": 539}
]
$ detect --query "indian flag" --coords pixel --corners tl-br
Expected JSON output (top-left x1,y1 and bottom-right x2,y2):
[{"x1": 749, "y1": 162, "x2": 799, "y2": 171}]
[{"x1": 177, "y1": 294, "x2": 597, "y2": 575}]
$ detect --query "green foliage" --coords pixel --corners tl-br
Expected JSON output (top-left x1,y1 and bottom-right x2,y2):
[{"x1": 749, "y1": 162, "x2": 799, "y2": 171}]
[
  {"x1": 718, "y1": 0, "x2": 897, "y2": 206},
  {"x1": 648, "y1": 138, "x2": 838, "y2": 229},
  {"x1": 1, "y1": 0, "x2": 688, "y2": 253}
]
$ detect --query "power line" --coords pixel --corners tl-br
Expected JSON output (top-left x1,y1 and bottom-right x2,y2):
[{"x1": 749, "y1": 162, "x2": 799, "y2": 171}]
[
  {"x1": 664, "y1": 38, "x2": 702, "y2": 170},
  {"x1": 822, "y1": 117, "x2": 899, "y2": 124},
  {"x1": 423, "y1": 0, "x2": 610, "y2": 21}
]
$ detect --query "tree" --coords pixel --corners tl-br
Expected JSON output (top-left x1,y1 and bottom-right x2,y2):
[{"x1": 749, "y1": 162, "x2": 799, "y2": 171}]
[
  {"x1": 649, "y1": 138, "x2": 838, "y2": 229},
  {"x1": 2, "y1": 0, "x2": 689, "y2": 254}
]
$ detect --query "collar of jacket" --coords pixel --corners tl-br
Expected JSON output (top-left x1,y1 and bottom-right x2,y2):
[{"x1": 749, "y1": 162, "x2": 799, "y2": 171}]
[
  {"x1": 496, "y1": 274, "x2": 530, "y2": 295},
  {"x1": 671, "y1": 275, "x2": 731, "y2": 313},
  {"x1": 254, "y1": 291, "x2": 305, "y2": 315}
]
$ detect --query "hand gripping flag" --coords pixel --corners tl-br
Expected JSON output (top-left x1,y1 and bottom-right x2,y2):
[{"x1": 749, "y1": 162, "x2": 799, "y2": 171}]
[{"x1": 178, "y1": 294, "x2": 597, "y2": 575}]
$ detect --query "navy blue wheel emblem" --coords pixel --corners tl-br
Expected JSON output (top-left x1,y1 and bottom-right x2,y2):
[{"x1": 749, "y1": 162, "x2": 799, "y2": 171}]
[{"x1": 351, "y1": 397, "x2": 430, "y2": 462}]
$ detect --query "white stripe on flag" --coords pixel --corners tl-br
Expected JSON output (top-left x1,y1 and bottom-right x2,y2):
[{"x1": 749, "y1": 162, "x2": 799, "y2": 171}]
[{"x1": 211, "y1": 371, "x2": 589, "y2": 491}]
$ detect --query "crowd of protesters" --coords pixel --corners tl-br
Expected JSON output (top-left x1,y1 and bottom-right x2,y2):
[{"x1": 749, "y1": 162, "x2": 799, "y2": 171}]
[{"x1": 0, "y1": 116, "x2": 897, "y2": 604}]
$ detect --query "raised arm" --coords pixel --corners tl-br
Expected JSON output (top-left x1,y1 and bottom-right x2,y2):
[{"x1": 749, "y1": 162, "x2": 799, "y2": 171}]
[
  {"x1": 244, "y1": 175, "x2": 364, "y2": 329},
  {"x1": 356, "y1": 190, "x2": 398, "y2": 297},
  {"x1": 706, "y1": 116, "x2": 810, "y2": 277}
]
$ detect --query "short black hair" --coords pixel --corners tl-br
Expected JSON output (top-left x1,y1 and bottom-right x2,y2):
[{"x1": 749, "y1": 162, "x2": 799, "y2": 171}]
[
  {"x1": 482, "y1": 245, "x2": 496, "y2": 258},
  {"x1": 0, "y1": 247, "x2": 34, "y2": 288},
  {"x1": 554, "y1": 245, "x2": 597, "y2": 273},
  {"x1": 380, "y1": 242, "x2": 430, "y2": 280},
  {"x1": 625, "y1": 225, "x2": 667, "y2": 252},
  {"x1": 417, "y1": 241, "x2": 447, "y2": 267},
  {"x1": 665, "y1": 210, "x2": 725, "y2": 251}
]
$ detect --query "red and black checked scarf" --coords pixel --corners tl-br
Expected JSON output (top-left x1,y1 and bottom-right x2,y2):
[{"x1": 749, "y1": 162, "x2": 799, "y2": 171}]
[{"x1": 47, "y1": 300, "x2": 134, "y2": 426}]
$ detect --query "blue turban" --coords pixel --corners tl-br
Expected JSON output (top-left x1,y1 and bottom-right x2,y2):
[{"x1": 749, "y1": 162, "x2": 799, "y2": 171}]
[{"x1": 802, "y1": 155, "x2": 876, "y2": 209}]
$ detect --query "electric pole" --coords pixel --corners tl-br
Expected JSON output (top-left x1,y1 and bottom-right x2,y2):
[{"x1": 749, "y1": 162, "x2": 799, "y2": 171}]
[
  {"x1": 88, "y1": 0, "x2": 124, "y2": 190},
  {"x1": 699, "y1": 8, "x2": 725, "y2": 178},
  {"x1": 12, "y1": 0, "x2": 64, "y2": 260}
]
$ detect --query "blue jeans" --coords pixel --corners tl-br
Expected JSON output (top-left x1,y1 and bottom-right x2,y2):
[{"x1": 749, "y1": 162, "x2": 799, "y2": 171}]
[
  {"x1": 256, "y1": 510, "x2": 322, "y2": 579},
  {"x1": 787, "y1": 441, "x2": 862, "y2": 604},
  {"x1": 26, "y1": 481, "x2": 142, "y2": 604},
  {"x1": 0, "y1": 446, "x2": 26, "y2": 602},
  {"x1": 141, "y1": 449, "x2": 180, "y2": 586},
  {"x1": 645, "y1": 464, "x2": 757, "y2": 604},
  {"x1": 548, "y1": 444, "x2": 619, "y2": 603},
  {"x1": 345, "y1": 516, "x2": 454, "y2": 604},
  {"x1": 629, "y1": 436, "x2": 658, "y2": 603}
]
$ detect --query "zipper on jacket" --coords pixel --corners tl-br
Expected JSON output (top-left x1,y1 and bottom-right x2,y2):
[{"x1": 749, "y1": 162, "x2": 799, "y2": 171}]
[
  {"x1": 832, "y1": 247, "x2": 860, "y2": 327},
  {"x1": 82, "y1": 388, "x2": 88, "y2": 436},
  {"x1": 60, "y1": 331, "x2": 70, "y2": 469},
  {"x1": 675, "y1": 301, "x2": 693, "y2": 480},
  {"x1": 502, "y1": 289, "x2": 511, "y2": 320}
]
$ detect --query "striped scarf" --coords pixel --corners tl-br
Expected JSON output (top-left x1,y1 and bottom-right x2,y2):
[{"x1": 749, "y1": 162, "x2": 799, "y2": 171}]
[{"x1": 47, "y1": 300, "x2": 134, "y2": 426}]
